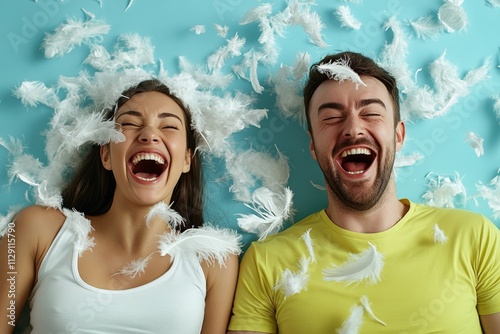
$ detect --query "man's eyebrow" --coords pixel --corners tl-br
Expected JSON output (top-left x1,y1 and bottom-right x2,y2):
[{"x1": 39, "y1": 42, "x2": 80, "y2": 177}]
[
  {"x1": 317, "y1": 102, "x2": 344, "y2": 113},
  {"x1": 357, "y1": 98, "x2": 386, "y2": 110}
]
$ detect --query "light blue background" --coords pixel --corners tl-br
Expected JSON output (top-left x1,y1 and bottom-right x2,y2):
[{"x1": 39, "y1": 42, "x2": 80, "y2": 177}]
[{"x1": 1, "y1": 0, "x2": 499, "y2": 247}]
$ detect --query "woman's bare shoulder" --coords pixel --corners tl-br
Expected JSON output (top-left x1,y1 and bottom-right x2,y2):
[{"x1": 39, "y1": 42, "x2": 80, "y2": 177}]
[{"x1": 13, "y1": 205, "x2": 67, "y2": 239}]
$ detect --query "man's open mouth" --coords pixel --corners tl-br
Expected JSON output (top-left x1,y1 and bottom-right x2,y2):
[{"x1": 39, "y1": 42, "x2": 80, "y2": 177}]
[
  {"x1": 338, "y1": 147, "x2": 375, "y2": 175},
  {"x1": 131, "y1": 152, "x2": 167, "y2": 181}
]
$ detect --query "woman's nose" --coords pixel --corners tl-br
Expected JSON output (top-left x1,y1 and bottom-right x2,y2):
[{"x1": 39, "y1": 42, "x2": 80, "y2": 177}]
[{"x1": 138, "y1": 126, "x2": 160, "y2": 143}]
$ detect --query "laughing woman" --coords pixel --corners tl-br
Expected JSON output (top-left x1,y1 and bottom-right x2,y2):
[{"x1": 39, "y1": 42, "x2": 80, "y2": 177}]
[{"x1": 0, "y1": 79, "x2": 241, "y2": 334}]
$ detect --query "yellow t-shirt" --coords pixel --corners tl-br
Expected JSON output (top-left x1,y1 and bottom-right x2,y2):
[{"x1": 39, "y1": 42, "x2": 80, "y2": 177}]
[{"x1": 229, "y1": 200, "x2": 500, "y2": 333}]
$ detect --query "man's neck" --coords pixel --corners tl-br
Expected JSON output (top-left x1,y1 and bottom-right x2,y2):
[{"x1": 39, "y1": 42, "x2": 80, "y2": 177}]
[{"x1": 325, "y1": 193, "x2": 409, "y2": 233}]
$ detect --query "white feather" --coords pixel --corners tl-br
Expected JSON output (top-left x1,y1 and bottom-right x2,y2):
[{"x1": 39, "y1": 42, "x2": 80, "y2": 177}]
[
  {"x1": 237, "y1": 187, "x2": 294, "y2": 240},
  {"x1": 0, "y1": 209, "x2": 19, "y2": 238},
  {"x1": 493, "y1": 94, "x2": 500, "y2": 121},
  {"x1": 300, "y1": 228, "x2": 316, "y2": 263},
  {"x1": 214, "y1": 24, "x2": 229, "y2": 37},
  {"x1": 409, "y1": 16, "x2": 444, "y2": 40},
  {"x1": 124, "y1": 0, "x2": 135, "y2": 11},
  {"x1": 64, "y1": 209, "x2": 95, "y2": 256},
  {"x1": 114, "y1": 255, "x2": 152, "y2": 278},
  {"x1": 42, "y1": 17, "x2": 110, "y2": 58},
  {"x1": 464, "y1": 132, "x2": 484, "y2": 157},
  {"x1": 158, "y1": 226, "x2": 242, "y2": 266},
  {"x1": 316, "y1": 58, "x2": 366, "y2": 88},
  {"x1": 13, "y1": 81, "x2": 58, "y2": 108},
  {"x1": 207, "y1": 33, "x2": 245, "y2": 71},
  {"x1": 178, "y1": 56, "x2": 233, "y2": 90},
  {"x1": 360, "y1": 295, "x2": 387, "y2": 326},
  {"x1": 336, "y1": 5, "x2": 362, "y2": 30},
  {"x1": 323, "y1": 243, "x2": 384, "y2": 285},
  {"x1": 274, "y1": 256, "x2": 310, "y2": 298},
  {"x1": 464, "y1": 58, "x2": 491, "y2": 86},
  {"x1": 422, "y1": 172, "x2": 467, "y2": 208},
  {"x1": 336, "y1": 304, "x2": 364, "y2": 334},
  {"x1": 310, "y1": 180, "x2": 326, "y2": 191},
  {"x1": 145, "y1": 202, "x2": 185, "y2": 229},
  {"x1": 0, "y1": 136, "x2": 24, "y2": 156},
  {"x1": 285, "y1": 0, "x2": 328, "y2": 47},
  {"x1": 476, "y1": 174, "x2": 500, "y2": 220},
  {"x1": 394, "y1": 152, "x2": 424, "y2": 168},
  {"x1": 437, "y1": 3, "x2": 468, "y2": 33},
  {"x1": 190, "y1": 25, "x2": 206, "y2": 35},
  {"x1": 487, "y1": 0, "x2": 500, "y2": 7},
  {"x1": 225, "y1": 149, "x2": 290, "y2": 203},
  {"x1": 434, "y1": 224, "x2": 448, "y2": 244}
]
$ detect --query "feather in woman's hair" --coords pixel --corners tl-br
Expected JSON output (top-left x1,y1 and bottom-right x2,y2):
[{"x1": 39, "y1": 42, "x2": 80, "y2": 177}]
[
  {"x1": 336, "y1": 5, "x2": 362, "y2": 30},
  {"x1": 323, "y1": 243, "x2": 384, "y2": 285},
  {"x1": 434, "y1": 224, "x2": 448, "y2": 244},
  {"x1": 409, "y1": 16, "x2": 444, "y2": 40},
  {"x1": 273, "y1": 256, "x2": 310, "y2": 298},
  {"x1": 316, "y1": 58, "x2": 366, "y2": 88},
  {"x1": 42, "y1": 17, "x2": 110, "y2": 58},
  {"x1": 145, "y1": 202, "x2": 185, "y2": 229},
  {"x1": 158, "y1": 226, "x2": 242, "y2": 266},
  {"x1": 13, "y1": 81, "x2": 58, "y2": 108},
  {"x1": 477, "y1": 174, "x2": 500, "y2": 219},
  {"x1": 237, "y1": 186, "x2": 294, "y2": 240},
  {"x1": 336, "y1": 304, "x2": 364, "y2": 334}
]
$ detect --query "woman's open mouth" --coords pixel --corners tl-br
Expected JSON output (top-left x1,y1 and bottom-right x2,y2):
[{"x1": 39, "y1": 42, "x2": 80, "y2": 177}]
[
  {"x1": 130, "y1": 152, "x2": 168, "y2": 182},
  {"x1": 338, "y1": 147, "x2": 376, "y2": 175}
]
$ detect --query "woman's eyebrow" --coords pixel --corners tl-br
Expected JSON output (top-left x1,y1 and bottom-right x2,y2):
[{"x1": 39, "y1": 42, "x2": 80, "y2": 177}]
[
  {"x1": 158, "y1": 112, "x2": 183, "y2": 124},
  {"x1": 115, "y1": 110, "x2": 141, "y2": 120}
]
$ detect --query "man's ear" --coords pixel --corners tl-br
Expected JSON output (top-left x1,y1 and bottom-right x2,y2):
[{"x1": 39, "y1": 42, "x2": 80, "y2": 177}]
[
  {"x1": 182, "y1": 149, "x2": 192, "y2": 173},
  {"x1": 100, "y1": 145, "x2": 112, "y2": 170},
  {"x1": 308, "y1": 131, "x2": 317, "y2": 161},
  {"x1": 395, "y1": 121, "x2": 406, "y2": 152}
]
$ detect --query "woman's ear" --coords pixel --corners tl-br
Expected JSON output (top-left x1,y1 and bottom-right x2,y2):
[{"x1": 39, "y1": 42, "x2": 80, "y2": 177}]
[
  {"x1": 100, "y1": 145, "x2": 112, "y2": 171},
  {"x1": 182, "y1": 149, "x2": 192, "y2": 173}
]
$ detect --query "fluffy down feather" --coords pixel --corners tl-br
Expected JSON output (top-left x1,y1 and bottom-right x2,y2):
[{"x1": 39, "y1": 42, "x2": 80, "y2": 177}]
[
  {"x1": 158, "y1": 225, "x2": 242, "y2": 266},
  {"x1": 323, "y1": 243, "x2": 384, "y2": 285}
]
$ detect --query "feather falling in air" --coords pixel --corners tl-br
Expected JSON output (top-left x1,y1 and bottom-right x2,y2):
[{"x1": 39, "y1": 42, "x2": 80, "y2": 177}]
[
  {"x1": 13, "y1": 81, "x2": 58, "y2": 108},
  {"x1": 409, "y1": 16, "x2": 444, "y2": 40},
  {"x1": 422, "y1": 172, "x2": 467, "y2": 208},
  {"x1": 237, "y1": 186, "x2": 294, "y2": 240},
  {"x1": 158, "y1": 225, "x2": 242, "y2": 266},
  {"x1": 190, "y1": 25, "x2": 206, "y2": 35},
  {"x1": 145, "y1": 202, "x2": 185, "y2": 229},
  {"x1": 434, "y1": 224, "x2": 448, "y2": 244},
  {"x1": 476, "y1": 174, "x2": 500, "y2": 220},
  {"x1": 323, "y1": 243, "x2": 384, "y2": 285},
  {"x1": 336, "y1": 5, "x2": 362, "y2": 30},
  {"x1": 465, "y1": 132, "x2": 484, "y2": 157},
  {"x1": 42, "y1": 17, "x2": 110, "y2": 58}
]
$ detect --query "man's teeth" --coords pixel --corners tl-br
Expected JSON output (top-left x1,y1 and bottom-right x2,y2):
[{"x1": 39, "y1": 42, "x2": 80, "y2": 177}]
[
  {"x1": 132, "y1": 153, "x2": 165, "y2": 165},
  {"x1": 346, "y1": 170, "x2": 364, "y2": 175},
  {"x1": 340, "y1": 148, "x2": 371, "y2": 158}
]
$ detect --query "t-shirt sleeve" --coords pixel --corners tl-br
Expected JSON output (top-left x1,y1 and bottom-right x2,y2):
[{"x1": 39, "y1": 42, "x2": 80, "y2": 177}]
[
  {"x1": 475, "y1": 216, "x2": 500, "y2": 315},
  {"x1": 228, "y1": 243, "x2": 277, "y2": 333}
]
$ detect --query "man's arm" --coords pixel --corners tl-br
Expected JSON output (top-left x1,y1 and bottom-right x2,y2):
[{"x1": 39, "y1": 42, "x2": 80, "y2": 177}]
[{"x1": 480, "y1": 313, "x2": 500, "y2": 334}]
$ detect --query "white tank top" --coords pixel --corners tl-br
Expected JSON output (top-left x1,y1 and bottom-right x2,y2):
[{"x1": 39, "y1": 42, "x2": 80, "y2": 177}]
[{"x1": 29, "y1": 213, "x2": 207, "y2": 333}]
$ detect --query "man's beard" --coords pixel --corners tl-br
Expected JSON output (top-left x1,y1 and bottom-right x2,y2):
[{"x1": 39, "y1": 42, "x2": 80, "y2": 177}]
[{"x1": 316, "y1": 140, "x2": 396, "y2": 212}]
